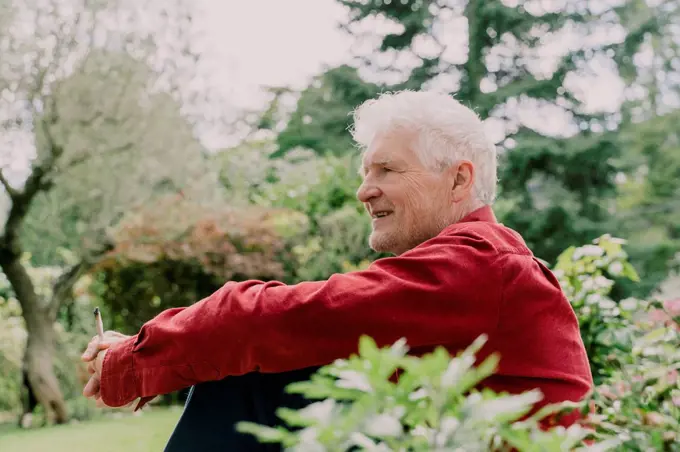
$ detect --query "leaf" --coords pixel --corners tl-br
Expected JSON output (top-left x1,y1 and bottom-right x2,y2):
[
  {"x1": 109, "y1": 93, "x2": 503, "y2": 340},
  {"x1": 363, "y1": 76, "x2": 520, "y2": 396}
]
[
  {"x1": 621, "y1": 262, "x2": 640, "y2": 282},
  {"x1": 358, "y1": 335, "x2": 379, "y2": 359},
  {"x1": 235, "y1": 422, "x2": 294, "y2": 445}
]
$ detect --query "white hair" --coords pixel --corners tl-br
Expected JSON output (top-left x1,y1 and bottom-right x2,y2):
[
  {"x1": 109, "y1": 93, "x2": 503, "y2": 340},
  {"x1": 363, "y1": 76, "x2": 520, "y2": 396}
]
[{"x1": 350, "y1": 90, "x2": 498, "y2": 205}]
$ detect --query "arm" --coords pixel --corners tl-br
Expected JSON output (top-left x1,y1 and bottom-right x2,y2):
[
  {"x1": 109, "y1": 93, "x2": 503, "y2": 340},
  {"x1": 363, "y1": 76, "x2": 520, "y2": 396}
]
[{"x1": 100, "y1": 230, "x2": 502, "y2": 407}]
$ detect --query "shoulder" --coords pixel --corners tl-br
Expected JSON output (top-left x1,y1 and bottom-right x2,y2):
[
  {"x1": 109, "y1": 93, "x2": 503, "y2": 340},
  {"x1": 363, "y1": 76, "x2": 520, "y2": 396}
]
[{"x1": 435, "y1": 220, "x2": 532, "y2": 258}]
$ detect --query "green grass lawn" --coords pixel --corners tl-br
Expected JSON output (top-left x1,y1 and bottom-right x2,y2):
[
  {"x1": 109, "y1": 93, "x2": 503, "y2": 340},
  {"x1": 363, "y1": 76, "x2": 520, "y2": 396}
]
[{"x1": 0, "y1": 407, "x2": 183, "y2": 452}]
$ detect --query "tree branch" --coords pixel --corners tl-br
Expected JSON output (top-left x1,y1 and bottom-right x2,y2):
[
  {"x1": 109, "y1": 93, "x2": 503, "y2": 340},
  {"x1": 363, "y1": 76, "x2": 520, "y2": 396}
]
[
  {"x1": 0, "y1": 169, "x2": 18, "y2": 200},
  {"x1": 47, "y1": 240, "x2": 114, "y2": 320},
  {"x1": 61, "y1": 141, "x2": 134, "y2": 173},
  {"x1": 1, "y1": 100, "x2": 62, "y2": 252}
]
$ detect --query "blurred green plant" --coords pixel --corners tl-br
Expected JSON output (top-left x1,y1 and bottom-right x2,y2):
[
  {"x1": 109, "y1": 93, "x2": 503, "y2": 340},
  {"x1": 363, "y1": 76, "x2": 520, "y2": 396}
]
[
  {"x1": 553, "y1": 235, "x2": 643, "y2": 384},
  {"x1": 0, "y1": 257, "x2": 96, "y2": 424},
  {"x1": 235, "y1": 234, "x2": 680, "y2": 451},
  {"x1": 237, "y1": 335, "x2": 592, "y2": 451},
  {"x1": 0, "y1": 272, "x2": 25, "y2": 414},
  {"x1": 586, "y1": 308, "x2": 679, "y2": 451}
]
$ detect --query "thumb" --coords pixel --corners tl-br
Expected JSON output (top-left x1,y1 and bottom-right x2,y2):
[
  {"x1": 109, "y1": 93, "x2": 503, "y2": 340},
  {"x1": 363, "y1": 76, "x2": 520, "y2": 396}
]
[{"x1": 81, "y1": 338, "x2": 113, "y2": 362}]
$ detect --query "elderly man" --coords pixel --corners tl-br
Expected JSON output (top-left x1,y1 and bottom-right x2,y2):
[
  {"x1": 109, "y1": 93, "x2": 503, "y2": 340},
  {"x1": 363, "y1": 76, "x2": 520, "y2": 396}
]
[{"x1": 82, "y1": 90, "x2": 592, "y2": 450}]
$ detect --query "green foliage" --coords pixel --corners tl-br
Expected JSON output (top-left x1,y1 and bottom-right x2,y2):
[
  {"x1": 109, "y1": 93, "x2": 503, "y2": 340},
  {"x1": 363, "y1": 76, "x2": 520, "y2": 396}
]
[
  {"x1": 88, "y1": 195, "x2": 296, "y2": 332},
  {"x1": 274, "y1": 66, "x2": 383, "y2": 158},
  {"x1": 0, "y1": 274, "x2": 25, "y2": 413},
  {"x1": 587, "y1": 313, "x2": 680, "y2": 450},
  {"x1": 242, "y1": 150, "x2": 384, "y2": 281},
  {"x1": 236, "y1": 234, "x2": 680, "y2": 451},
  {"x1": 0, "y1": 258, "x2": 95, "y2": 419},
  {"x1": 499, "y1": 130, "x2": 622, "y2": 264},
  {"x1": 237, "y1": 335, "x2": 591, "y2": 451},
  {"x1": 276, "y1": 0, "x2": 675, "y2": 294},
  {"x1": 553, "y1": 235, "x2": 642, "y2": 384},
  {"x1": 614, "y1": 111, "x2": 680, "y2": 297}
]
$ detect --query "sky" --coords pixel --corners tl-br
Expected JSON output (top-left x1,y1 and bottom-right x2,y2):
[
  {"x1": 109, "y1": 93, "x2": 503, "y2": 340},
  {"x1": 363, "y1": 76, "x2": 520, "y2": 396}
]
[
  {"x1": 194, "y1": 0, "x2": 354, "y2": 111},
  {"x1": 191, "y1": 0, "x2": 627, "y2": 148},
  {"x1": 0, "y1": 0, "x2": 636, "y2": 182}
]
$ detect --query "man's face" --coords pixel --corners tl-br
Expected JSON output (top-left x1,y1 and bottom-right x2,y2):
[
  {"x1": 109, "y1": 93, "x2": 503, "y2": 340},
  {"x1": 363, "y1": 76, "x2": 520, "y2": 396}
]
[{"x1": 356, "y1": 128, "x2": 456, "y2": 255}]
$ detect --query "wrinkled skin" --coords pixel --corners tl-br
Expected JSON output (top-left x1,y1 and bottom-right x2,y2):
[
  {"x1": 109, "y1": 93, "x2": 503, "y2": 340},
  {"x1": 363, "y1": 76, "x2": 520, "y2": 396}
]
[{"x1": 356, "y1": 127, "x2": 479, "y2": 255}]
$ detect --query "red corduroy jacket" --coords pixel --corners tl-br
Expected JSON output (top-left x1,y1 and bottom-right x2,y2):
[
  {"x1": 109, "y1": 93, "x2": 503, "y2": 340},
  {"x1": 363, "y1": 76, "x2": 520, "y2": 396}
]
[{"x1": 100, "y1": 206, "x2": 593, "y2": 421}]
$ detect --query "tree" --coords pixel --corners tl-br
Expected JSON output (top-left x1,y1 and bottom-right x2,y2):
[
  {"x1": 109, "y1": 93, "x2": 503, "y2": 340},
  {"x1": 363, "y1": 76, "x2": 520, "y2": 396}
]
[
  {"x1": 0, "y1": 0, "x2": 214, "y2": 424},
  {"x1": 614, "y1": 111, "x2": 680, "y2": 297},
  {"x1": 281, "y1": 0, "x2": 674, "y2": 265},
  {"x1": 274, "y1": 65, "x2": 383, "y2": 157},
  {"x1": 90, "y1": 194, "x2": 294, "y2": 333}
]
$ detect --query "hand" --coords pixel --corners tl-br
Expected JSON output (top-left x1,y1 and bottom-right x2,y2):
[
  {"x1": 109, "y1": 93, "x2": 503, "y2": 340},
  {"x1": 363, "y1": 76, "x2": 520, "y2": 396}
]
[{"x1": 81, "y1": 331, "x2": 131, "y2": 407}]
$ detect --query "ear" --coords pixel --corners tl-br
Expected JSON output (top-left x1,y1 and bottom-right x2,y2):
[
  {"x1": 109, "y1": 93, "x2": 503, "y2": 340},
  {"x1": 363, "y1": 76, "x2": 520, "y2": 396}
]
[{"x1": 449, "y1": 160, "x2": 475, "y2": 202}]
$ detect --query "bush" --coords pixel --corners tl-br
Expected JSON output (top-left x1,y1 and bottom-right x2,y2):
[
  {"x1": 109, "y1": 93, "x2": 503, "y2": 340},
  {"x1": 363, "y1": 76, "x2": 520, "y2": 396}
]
[
  {"x1": 237, "y1": 335, "x2": 591, "y2": 451},
  {"x1": 553, "y1": 235, "x2": 643, "y2": 384},
  {"x1": 0, "y1": 284, "x2": 25, "y2": 414},
  {"x1": 89, "y1": 195, "x2": 299, "y2": 333},
  {"x1": 586, "y1": 309, "x2": 679, "y2": 450},
  {"x1": 0, "y1": 257, "x2": 96, "y2": 422},
  {"x1": 236, "y1": 235, "x2": 680, "y2": 451}
]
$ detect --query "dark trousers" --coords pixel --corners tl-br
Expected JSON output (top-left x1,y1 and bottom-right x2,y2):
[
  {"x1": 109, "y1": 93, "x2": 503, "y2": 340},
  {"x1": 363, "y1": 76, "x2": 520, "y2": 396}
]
[{"x1": 163, "y1": 367, "x2": 319, "y2": 451}]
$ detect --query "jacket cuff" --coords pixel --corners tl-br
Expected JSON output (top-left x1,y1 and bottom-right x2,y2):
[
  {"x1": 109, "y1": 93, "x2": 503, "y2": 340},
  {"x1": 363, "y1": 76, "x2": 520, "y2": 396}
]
[{"x1": 100, "y1": 337, "x2": 139, "y2": 407}]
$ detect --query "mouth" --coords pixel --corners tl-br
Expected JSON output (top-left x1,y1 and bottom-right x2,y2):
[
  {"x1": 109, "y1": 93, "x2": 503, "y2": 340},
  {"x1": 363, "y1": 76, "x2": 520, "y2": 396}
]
[{"x1": 371, "y1": 210, "x2": 393, "y2": 220}]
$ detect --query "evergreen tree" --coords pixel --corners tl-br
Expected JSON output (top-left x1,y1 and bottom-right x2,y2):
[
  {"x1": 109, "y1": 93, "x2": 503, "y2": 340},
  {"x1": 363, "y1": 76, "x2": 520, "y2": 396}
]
[{"x1": 279, "y1": 0, "x2": 674, "y2": 266}]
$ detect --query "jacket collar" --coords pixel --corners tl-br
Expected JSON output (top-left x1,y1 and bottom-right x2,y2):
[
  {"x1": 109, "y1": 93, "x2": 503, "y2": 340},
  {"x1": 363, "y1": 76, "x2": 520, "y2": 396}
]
[
  {"x1": 438, "y1": 205, "x2": 497, "y2": 236},
  {"x1": 457, "y1": 205, "x2": 497, "y2": 224}
]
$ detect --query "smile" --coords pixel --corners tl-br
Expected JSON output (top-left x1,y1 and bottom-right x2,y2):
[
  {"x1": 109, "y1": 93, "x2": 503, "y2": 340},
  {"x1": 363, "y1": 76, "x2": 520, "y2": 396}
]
[{"x1": 372, "y1": 211, "x2": 393, "y2": 219}]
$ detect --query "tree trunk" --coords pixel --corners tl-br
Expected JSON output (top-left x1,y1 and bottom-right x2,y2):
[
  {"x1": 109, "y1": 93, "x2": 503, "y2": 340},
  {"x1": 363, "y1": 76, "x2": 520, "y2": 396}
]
[
  {"x1": 19, "y1": 368, "x2": 38, "y2": 428},
  {"x1": 0, "y1": 255, "x2": 69, "y2": 425},
  {"x1": 24, "y1": 324, "x2": 68, "y2": 425}
]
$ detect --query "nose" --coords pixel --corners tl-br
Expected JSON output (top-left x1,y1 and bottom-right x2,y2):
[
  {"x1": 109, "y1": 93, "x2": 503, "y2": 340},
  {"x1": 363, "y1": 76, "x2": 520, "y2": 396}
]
[{"x1": 356, "y1": 178, "x2": 382, "y2": 203}]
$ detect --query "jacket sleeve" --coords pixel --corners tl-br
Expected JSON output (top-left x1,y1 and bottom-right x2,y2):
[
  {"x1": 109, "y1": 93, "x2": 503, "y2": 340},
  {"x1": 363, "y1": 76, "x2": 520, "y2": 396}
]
[{"x1": 100, "y1": 230, "x2": 502, "y2": 407}]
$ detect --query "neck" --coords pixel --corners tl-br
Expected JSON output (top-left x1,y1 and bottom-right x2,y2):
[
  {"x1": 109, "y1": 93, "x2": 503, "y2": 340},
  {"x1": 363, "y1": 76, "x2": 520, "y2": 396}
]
[{"x1": 451, "y1": 198, "x2": 484, "y2": 224}]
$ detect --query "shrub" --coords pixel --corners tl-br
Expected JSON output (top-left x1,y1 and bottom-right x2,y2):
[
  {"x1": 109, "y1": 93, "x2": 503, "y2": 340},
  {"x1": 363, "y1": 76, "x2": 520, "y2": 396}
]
[
  {"x1": 237, "y1": 336, "x2": 592, "y2": 451},
  {"x1": 553, "y1": 235, "x2": 645, "y2": 384},
  {"x1": 584, "y1": 300, "x2": 679, "y2": 450},
  {"x1": 236, "y1": 235, "x2": 680, "y2": 451},
  {"x1": 89, "y1": 195, "x2": 300, "y2": 332},
  {"x1": 0, "y1": 282, "x2": 25, "y2": 414}
]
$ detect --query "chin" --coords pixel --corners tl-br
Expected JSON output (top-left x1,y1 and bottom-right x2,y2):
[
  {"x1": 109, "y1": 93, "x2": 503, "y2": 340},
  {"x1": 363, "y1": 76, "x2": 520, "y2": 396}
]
[{"x1": 369, "y1": 232, "x2": 400, "y2": 255}]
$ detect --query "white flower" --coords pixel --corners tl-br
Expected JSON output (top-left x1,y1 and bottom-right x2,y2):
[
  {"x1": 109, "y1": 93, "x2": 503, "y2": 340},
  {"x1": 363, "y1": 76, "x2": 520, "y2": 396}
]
[
  {"x1": 441, "y1": 355, "x2": 475, "y2": 388},
  {"x1": 364, "y1": 413, "x2": 403, "y2": 437},
  {"x1": 595, "y1": 275, "x2": 612, "y2": 288},
  {"x1": 434, "y1": 417, "x2": 461, "y2": 447},
  {"x1": 620, "y1": 298, "x2": 638, "y2": 311},
  {"x1": 573, "y1": 245, "x2": 604, "y2": 260},
  {"x1": 298, "y1": 399, "x2": 337, "y2": 425},
  {"x1": 598, "y1": 299, "x2": 617, "y2": 310},
  {"x1": 585, "y1": 293, "x2": 603, "y2": 305},
  {"x1": 608, "y1": 261, "x2": 624, "y2": 276},
  {"x1": 291, "y1": 427, "x2": 324, "y2": 452},
  {"x1": 409, "y1": 388, "x2": 428, "y2": 401},
  {"x1": 348, "y1": 433, "x2": 392, "y2": 451},
  {"x1": 335, "y1": 370, "x2": 373, "y2": 393},
  {"x1": 468, "y1": 390, "x2": 543, "y2": 422},
  {"x1": 389, "y1": 337, "x2": 409, "y2": 356}
]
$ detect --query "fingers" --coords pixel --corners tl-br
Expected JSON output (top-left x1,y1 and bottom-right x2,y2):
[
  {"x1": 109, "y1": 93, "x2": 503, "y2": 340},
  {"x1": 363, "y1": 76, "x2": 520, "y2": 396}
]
[
  {"x1": 83, "y1": 375, "x2": 100, "y2": 398},
  {"x1": 95, "y1": 394, "x2": 107, "y2": 408},
  {"x1": 81, "y1": 331, "x2": 120, "y2": 362},
  {"x1": 109, "y1": 331, "x2": 130, "y2": 340}
]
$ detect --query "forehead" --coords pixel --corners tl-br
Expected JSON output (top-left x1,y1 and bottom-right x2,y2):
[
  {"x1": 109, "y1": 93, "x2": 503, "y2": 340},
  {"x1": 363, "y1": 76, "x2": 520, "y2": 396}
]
[{"x1": 360, "y1": 130, "x2": 416, "y2": 170}]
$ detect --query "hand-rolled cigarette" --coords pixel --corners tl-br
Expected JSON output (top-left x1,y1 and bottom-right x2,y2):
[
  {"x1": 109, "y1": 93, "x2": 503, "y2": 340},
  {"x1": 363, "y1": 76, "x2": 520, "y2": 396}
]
[{"x1": 93, "y1": 307, "x2": 104, "y2": 341}]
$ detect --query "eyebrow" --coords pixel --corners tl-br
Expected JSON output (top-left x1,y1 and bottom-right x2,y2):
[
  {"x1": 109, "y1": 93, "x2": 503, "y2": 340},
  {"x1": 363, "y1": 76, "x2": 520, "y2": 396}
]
[{"x1": 358, "y1": 157, "x2": 403, "y2": 176}]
